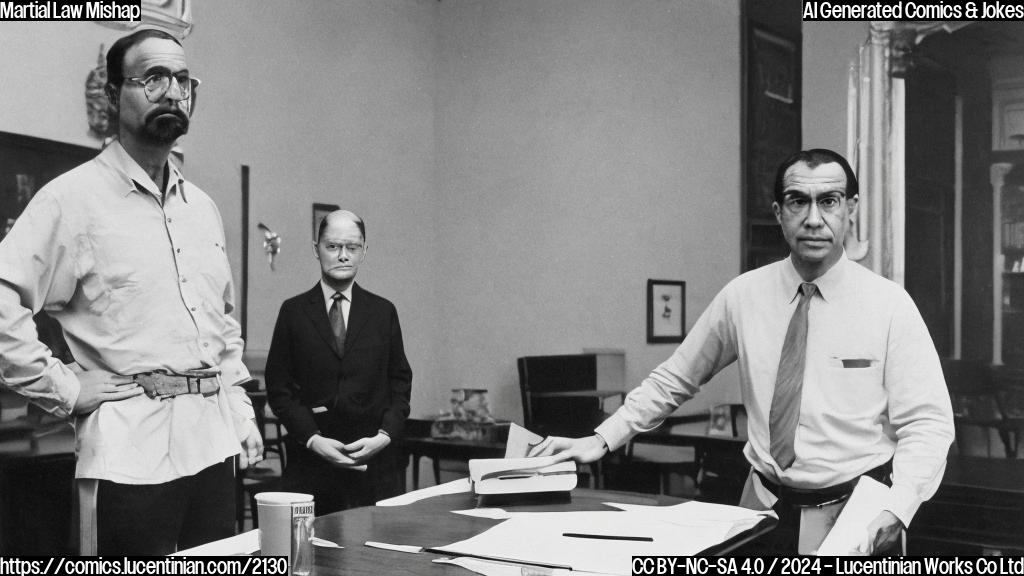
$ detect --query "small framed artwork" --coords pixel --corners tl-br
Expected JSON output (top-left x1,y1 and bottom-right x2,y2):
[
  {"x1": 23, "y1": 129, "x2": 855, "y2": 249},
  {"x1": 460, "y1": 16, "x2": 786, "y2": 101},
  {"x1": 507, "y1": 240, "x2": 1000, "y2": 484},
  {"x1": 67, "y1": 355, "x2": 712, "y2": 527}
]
[
  {"x1": 647, "y1": 279, "x2": 686, "y2": 344},
  {"x1": 312, "y1": 203, "x2": 339, "y2": 241}
]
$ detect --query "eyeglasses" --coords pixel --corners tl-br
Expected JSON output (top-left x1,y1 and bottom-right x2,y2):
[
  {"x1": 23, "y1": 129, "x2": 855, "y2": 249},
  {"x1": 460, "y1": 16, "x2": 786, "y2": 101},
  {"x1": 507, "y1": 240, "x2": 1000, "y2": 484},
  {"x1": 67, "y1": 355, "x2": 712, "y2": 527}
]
[
  {"x1": 123, "y1": 72, "x2": 200, "y2": 103},
  {"x1": 781, "y1": 192, "x2": 845, "y2": 216},
  {"x1": 322, "y1": 242, "x2": 365, "y2": 256}
]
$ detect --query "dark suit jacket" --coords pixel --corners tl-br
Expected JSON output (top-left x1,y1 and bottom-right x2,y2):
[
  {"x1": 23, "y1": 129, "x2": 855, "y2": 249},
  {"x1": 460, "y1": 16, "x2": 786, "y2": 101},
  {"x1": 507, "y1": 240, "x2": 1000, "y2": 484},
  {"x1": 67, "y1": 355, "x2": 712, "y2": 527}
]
[{"x1": 266, "y1": 282, "x2": 413, "y2": 450}]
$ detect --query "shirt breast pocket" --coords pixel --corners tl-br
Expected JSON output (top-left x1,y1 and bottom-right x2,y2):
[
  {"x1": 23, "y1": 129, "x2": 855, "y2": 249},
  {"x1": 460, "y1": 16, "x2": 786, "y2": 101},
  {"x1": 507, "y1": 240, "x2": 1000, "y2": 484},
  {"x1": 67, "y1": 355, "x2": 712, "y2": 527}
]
[{"x1": 819, "y1": 357, "x2": 886, "y2": 416}]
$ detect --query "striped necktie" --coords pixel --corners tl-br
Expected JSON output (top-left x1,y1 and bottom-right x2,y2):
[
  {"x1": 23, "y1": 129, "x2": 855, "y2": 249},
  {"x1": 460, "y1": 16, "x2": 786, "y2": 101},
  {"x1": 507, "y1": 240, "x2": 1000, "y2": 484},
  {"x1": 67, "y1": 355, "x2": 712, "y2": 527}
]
[{"x1": 769, "y1": 282, "x2": 817, "y2": 470}]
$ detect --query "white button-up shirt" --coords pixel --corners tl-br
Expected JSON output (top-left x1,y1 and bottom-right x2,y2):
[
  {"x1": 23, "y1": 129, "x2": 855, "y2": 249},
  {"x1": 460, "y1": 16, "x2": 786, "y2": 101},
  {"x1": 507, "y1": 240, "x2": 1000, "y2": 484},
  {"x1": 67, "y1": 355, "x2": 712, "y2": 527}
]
[
  {"x1": 597, "y1": 255, "x2": 954, "y2": 526},
  {"x1": 0, "y1": 141, "x2": 253, "y2": 483}
]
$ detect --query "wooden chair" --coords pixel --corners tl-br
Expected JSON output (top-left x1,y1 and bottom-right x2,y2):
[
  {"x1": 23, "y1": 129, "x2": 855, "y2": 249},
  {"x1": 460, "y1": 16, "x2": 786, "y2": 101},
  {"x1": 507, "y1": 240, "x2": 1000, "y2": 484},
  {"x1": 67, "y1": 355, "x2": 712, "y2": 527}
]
[
  {"x1": 691, "y1": 404, "x2": 748, "y2": 504},
  {"x1": 943, "y1": 358, "x2": 1011, "y2": 458},
  {"x1": 235, "y1": 379, "x2": 286, "y2": 531},
  {"x1": 517, "y1": 354, "x2": 622, "y2": 487},
  {"x1": 991, "y1": 365, "x2": 1024, "y2": 458},
  {"x1": 621, "y1": 414, "x2": 702, "y2": 495}
]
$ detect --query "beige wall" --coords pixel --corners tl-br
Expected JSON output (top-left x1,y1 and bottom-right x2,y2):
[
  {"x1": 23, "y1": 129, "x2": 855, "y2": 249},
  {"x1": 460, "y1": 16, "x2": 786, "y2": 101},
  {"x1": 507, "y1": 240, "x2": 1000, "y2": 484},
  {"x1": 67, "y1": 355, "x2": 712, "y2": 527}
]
[
  {"x1": 802, "y1": 22, "x2": 868, "y2": 154},
  {"x1": 432, "y1": 0, "x2": 744, "y2": 421},
  {"x1": 0, "y1": 3, "x2": 862, "y2": 425}
]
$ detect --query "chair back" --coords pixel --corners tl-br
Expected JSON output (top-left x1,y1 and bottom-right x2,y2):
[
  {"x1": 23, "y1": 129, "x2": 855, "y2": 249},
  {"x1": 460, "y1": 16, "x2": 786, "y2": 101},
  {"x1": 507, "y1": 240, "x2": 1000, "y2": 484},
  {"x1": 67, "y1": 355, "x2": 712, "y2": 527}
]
[
  {"x1": 942, "y1": 359, "x2": 1000, "y2": 424},
  {"x1": 517, "y1": 354, "x2": 600, "y2": 438},
  {"x1": 706, "y1": 403, "x2": 747, "y2": 438}
]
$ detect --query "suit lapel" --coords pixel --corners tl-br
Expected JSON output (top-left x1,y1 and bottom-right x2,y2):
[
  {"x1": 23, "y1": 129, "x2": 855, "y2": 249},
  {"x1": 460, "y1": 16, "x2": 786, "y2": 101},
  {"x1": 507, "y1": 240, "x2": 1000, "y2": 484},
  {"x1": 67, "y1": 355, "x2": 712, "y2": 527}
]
[
  {"x1": 302, "y1": 283, "x2": 342, "y2": 359},
  {"x1": 343, "y1": 283, "x2": 372, "y2": 355}
]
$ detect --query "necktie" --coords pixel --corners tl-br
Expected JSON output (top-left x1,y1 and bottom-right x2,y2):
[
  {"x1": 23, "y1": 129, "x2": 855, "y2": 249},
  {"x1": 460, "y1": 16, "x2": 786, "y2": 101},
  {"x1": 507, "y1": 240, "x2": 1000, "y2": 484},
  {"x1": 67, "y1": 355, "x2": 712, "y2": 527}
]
[
  {"x1": 769, "y1": 282, "x2": 818, "y2": 470},
  {"x1": 329, "y1": 292, "x2": 346, "y2": 353}
]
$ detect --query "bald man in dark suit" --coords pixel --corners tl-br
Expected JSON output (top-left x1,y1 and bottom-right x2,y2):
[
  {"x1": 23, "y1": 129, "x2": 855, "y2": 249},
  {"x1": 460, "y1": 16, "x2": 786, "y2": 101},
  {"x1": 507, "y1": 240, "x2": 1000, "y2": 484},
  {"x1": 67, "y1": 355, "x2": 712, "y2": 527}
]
[{"x1": 266, "y1": 210, "x2": 412, "y2": 513}]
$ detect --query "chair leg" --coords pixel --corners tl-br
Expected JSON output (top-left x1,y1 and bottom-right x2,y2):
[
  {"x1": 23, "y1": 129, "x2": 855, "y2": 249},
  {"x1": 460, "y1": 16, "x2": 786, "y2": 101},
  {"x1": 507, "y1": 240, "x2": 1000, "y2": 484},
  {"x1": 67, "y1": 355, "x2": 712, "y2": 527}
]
[
  {"x1": 249, "y1": 491, "x2": 260, "y2": 529},
  {"x1": 76, "y1": 479, "x2": 99, "y2": 555}
]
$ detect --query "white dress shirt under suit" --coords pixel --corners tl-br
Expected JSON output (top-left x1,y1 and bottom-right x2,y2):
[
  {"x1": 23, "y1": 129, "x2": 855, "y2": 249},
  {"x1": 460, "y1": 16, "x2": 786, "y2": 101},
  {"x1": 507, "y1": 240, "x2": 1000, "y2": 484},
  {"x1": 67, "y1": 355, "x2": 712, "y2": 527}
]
[
  {"x1": 596, "y1": 255, "x2": 954, "y2": 527},
  {"x1": 0, "y1": 141, "x2": 254, "y2": 484}
]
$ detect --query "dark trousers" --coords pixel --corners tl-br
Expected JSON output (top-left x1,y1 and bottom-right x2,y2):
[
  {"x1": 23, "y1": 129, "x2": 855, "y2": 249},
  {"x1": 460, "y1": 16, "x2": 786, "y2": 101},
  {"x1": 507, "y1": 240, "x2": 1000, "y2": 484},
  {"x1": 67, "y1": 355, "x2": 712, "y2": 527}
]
[{"x1": 96, "y1": 458, "x2": 235, "y2": 555}]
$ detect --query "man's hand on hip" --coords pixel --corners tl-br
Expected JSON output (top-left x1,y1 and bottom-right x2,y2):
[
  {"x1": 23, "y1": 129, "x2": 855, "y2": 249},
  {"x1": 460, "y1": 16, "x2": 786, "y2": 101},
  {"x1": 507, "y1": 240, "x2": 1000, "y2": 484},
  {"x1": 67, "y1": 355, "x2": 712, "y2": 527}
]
[
  {"x1": 71, "y1": 370, "x2": 144, "y2": 415},
  {"x1": 308, "y1": 434, "x2": 366, "y2": 470},
  {"x1": 343, "y1": 432, "x2": 390, "y2": 463},
  {"x1": 237, "y1": 419, "x2": 264, "y2": 469},
  {"x1": 526, "y1": 434, "x2": 608, "y2": 463}
]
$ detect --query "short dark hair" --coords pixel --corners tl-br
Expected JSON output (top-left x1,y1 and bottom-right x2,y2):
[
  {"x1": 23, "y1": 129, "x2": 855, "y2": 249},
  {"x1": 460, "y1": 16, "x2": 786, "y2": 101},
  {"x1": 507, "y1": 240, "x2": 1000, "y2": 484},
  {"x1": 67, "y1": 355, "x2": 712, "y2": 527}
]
[
  {"x1": 773, "y1": 148, "x2": 859, "y2": 205},
  {"x1": 318, "y1": 211, "x2": 365, "y2": 243},
  {"x1": 106, "y1": 29, "x2": 182, "y2": 89}
]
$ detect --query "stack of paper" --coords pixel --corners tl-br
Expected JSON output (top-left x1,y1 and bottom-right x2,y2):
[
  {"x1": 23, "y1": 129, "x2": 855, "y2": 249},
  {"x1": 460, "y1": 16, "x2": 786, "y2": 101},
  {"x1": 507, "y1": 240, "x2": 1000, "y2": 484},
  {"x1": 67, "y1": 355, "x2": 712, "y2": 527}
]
[
  {"x1": 816, "y1": 476, "x2": 889, "y2": 555},
  {"x1": 469, "y1": 456, "x2": 577, "y2": 495}
]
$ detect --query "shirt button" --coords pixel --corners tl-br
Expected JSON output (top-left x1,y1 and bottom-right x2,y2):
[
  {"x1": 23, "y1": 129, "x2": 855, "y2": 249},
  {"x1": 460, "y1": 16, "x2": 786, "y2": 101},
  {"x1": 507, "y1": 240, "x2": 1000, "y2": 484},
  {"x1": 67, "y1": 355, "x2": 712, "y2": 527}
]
[
  {"x1": 190, "y1": 306, "x2": 197, "y2": 312},
  {"x1": 202, "y1": 342, "x2": 209, "y2": 348},
  {"x1": 181, "y1": 276, "x2": 187, "y2": 283},
  {"x1": 176, "y1": 248, "x2": 182, "y2": 254}
]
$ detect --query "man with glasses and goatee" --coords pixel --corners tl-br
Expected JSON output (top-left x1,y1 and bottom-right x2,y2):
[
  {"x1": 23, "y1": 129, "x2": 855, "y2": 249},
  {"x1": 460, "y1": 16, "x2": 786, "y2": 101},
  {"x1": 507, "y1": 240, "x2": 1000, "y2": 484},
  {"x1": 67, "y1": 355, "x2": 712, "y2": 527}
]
[
  {"x1": 0, "y1": 29, "x2": 262, "y2": 554},
  {"x1": 532, "y1": 149, "x2": 954, "y2": 556}
]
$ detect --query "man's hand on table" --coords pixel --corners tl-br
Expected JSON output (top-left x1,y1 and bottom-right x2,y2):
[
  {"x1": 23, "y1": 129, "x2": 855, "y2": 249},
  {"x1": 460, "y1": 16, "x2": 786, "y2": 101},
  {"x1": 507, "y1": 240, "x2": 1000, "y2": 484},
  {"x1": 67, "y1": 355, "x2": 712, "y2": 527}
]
[{"x1": 526, "y1": 434, "x2": 608, "y2": 463}]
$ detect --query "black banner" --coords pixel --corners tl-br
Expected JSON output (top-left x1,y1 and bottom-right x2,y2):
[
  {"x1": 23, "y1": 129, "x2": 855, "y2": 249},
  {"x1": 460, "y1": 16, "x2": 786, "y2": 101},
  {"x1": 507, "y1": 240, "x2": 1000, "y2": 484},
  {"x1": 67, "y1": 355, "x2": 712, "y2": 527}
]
[
  {"x1": 802, "y1": 0, "x2": 1024, "y2": 21},
  {"x1": 0, "y1": 1, "x2": 142, "y2": 21}
]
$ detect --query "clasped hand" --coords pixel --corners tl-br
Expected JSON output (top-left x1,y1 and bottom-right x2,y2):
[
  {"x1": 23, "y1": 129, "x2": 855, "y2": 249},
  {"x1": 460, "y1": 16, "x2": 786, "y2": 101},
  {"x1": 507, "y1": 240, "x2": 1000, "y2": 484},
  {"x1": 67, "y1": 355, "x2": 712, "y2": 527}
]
[{"x1": 309, "y1": 432, "x2": 390, "y2": 468}]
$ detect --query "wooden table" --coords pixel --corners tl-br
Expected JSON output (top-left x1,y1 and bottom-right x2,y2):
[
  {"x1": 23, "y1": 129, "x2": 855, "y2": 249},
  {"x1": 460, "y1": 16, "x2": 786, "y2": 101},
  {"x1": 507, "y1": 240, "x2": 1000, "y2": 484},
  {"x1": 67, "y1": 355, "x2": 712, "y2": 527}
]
[
  {"x1": 911, "y1": 455, "x2": 1024, "y2": 554},
  {"x1": 310, "y1": 488, "x2": 775, "y2": 575}
]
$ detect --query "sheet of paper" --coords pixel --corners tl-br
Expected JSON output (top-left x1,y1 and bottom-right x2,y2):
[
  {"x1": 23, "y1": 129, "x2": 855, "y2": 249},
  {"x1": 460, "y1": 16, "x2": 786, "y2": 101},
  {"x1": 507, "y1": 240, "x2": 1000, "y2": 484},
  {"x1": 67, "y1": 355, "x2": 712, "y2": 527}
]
[
  {"x1": 375, "y1": 477, "x2": 472, "y2": 506},
  {"x1": 816, "y1": 476, "x2": 890, "y2": 556},
  {"x1": 452, "y1": 508, "x2": 513, "y2": 520},
  {"x1": 434, "y1": 556, "x2": 580, "y2": 576},
  {"x1": 605, "y1": 500, "x2": 772, "y2": 539},
  {"x1": 432, "y1": 510, "x2": 743, "y2": 575},
  {"x1": 505, "y1": 423, "x2": 546, "y2": 458},
  {"x1": 171, "y1": 529, "x2": 259, "y2": 556},
  {"x1": 365, "y1": 541, "x2": 424, "y2": 554}
]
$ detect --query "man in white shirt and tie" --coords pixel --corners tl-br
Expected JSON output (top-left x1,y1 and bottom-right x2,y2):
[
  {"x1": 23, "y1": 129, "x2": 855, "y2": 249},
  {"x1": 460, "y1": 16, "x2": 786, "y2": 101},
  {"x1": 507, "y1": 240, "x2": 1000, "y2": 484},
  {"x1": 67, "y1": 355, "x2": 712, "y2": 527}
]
[{"x1": 532, "y1": 149, "x2": 954, "y2": 555}]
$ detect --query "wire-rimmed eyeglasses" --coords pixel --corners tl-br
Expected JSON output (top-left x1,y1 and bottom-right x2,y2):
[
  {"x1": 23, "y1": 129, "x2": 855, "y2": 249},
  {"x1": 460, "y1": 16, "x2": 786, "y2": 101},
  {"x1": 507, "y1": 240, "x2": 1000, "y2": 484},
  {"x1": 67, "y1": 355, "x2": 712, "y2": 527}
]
[
  {"x1": 123, "y1": 72, "x2": 200, "y2": 104},
  {"x1": 780, "y1": 192, "x2": 846, "y2": 217}
]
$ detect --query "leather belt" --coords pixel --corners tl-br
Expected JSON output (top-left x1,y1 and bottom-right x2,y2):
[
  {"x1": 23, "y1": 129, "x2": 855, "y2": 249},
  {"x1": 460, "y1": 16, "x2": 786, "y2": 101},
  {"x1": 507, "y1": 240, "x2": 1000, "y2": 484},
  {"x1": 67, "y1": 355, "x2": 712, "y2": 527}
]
[
  {"x1": 755, "y1": 460, "x2": 892, "y2": 508},
  {"x1": 132, "y1": 369, "x2": 221, "y2": 400}
]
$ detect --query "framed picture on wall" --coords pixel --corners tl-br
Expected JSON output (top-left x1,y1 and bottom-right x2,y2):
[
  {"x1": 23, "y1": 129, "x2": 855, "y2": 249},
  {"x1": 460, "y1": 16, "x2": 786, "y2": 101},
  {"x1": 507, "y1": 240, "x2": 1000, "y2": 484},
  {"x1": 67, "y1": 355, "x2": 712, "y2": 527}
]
[
  {"x1": 647, "y1": 279, "x2": 686, "y2": 344},
  {"x1": 312, "y1": 203, "x2": 339, "y2": 241}
]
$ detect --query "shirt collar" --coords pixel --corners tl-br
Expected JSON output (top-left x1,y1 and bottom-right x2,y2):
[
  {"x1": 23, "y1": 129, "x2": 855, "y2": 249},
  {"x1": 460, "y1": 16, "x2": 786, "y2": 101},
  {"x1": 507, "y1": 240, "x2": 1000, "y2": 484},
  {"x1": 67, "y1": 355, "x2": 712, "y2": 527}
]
[
  {"x1": 780, "y1": 251, "x2": 848, "y2": 303},
  {"x1": 320, "y1": 280, "x2": 353, "y2": 304},
  {"x1": 99, "y1": 140, "x2": 188, "y2": 203}
]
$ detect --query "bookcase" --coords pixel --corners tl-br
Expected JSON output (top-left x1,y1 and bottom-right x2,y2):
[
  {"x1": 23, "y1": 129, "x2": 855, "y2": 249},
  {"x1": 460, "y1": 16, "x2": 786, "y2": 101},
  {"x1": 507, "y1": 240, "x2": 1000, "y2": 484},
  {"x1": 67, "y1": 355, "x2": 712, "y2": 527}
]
[{"x1": 992, "y1": 156, "x2": 1024, "y2": 366}]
